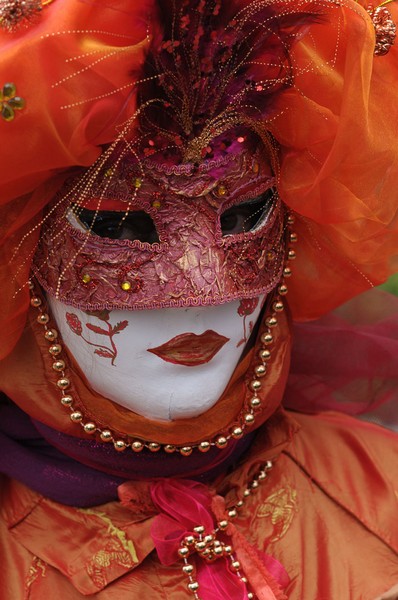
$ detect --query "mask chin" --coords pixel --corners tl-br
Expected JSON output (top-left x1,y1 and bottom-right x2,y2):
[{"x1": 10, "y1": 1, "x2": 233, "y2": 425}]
[{"x1": 47, "y1": 294, "x2": 266, "y2": 421}]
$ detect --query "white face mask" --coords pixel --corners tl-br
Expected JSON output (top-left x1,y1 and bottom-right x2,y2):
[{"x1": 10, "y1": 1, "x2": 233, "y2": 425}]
[{"x1": 47, "y1": 295, "x2": 265, "y2": 421}]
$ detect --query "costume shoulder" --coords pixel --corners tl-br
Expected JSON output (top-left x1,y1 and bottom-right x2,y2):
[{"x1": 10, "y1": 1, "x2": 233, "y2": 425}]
[{"x1": 285, "y1": 411, "x2": 398, "y2": 553}]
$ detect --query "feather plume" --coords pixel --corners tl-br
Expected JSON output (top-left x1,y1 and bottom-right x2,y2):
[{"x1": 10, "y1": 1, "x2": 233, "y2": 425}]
[{"x1": 137, "y1": 0, "x2": 322, "y2": 163}]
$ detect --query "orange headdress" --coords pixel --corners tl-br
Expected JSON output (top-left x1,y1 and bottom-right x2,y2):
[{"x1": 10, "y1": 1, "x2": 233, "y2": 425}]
[{"x1": 1, "y1": 0, "x2": 398, "y2": 362}]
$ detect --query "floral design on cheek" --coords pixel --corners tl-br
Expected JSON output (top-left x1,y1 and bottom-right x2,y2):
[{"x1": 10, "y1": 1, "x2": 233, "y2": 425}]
[
  {"x1": 237, "y1": 297, "x2": 260, "y2": 348},
  {"x1": 65, "y1": 310, "x2": 128, "y2": 366}
]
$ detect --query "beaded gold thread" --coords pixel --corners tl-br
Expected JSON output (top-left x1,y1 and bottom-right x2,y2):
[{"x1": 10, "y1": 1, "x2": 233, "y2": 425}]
[{"x1": 30, "y1": 214, "x2": 297, "y2": 456}]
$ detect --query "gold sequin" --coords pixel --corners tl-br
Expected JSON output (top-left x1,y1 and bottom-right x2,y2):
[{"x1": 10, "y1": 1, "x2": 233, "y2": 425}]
[
  {"x1": 216, "y1": 184, "x2": 227, "y2": 196},
  {"x1": 121, "y1": 281, "x2": 132, "y2": 291}
]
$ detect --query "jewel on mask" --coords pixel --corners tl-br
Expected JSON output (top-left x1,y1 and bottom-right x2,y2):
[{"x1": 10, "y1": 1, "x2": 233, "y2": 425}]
[
  {"x1": 81, "y1": 273, "x2": 92, "y2": 284},
  {"x1": 201, "y1": 145, "x2": 213, "y2": 159},
  {"x1": 133, "y1": 177, "x2": 142, "y2": 189},
  {"x1": 151, "y1": 191, "x2": 163, "y2": 209},
  {"x1": 216, "y1": 184, "x2": 227, "y2": 197},
  {"x1": 144, "y1": 139, "x2": 157, "y2": 157},
  {"x1": 121, "y1": 281, "x2": 132, "y2": 291},
  {"x1": 120, "y1": 277, "x2": 143, "y2": 293}
]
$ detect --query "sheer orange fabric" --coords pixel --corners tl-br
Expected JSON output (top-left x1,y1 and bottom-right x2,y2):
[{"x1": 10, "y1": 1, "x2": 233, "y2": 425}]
[{"x1": 270, "y1": 1, "x2": 398, "y2": 319}]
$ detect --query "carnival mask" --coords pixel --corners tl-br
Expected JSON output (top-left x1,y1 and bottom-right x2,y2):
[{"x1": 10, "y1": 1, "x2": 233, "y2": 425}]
[{"x1": 34, "y1": 142, "x2": 286, "y2": 420}]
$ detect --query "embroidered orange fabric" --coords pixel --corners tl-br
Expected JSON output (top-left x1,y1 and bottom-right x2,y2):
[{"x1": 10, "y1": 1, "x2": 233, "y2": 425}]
[{"x1": 1, "y1": 410, "x2": 398, "y2": 598}]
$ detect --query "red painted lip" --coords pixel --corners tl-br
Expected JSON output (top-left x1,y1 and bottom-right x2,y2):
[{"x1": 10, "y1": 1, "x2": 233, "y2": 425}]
[{"x1": 147, "y1": 330, "x2": 229, "y2": 366}]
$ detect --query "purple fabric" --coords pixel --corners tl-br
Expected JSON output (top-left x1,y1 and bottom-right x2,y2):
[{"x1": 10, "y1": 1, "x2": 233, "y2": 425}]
[
  {"x1": 0, "y1": 399, "x2": 253, "y2": 507},
  {"x1": 0, "y1": 400, "x2": 124, "y2": 506},
  {"x1": 32, "y1": 418, "x2": 253, "y2": 481}
]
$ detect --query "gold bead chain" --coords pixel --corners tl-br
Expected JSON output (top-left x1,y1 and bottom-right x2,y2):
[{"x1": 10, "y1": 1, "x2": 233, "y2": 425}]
[{"x1": 178, "y1": 461, "x2": 274, "y2": 599}]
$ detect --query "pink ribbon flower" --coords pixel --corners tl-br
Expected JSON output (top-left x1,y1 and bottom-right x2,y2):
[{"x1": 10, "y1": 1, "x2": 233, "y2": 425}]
[{"x1": 150, "y1": 478, "x2": 289, "y2": 600}]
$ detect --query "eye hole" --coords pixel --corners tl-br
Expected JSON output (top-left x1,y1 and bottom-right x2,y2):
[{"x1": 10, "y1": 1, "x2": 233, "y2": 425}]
[
  {"x1": 220, "y1": 189, "x2": 274, "y2": 236},
  {"x1": 73, "y1": 208, "x2": 160, "y2": 243}
]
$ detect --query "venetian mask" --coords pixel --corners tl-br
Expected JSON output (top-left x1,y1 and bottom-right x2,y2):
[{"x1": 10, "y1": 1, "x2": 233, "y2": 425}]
[{"x1": 34, "y1": 140, "x2": 286, "y2": 421}]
